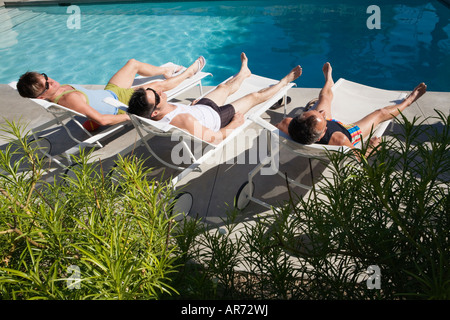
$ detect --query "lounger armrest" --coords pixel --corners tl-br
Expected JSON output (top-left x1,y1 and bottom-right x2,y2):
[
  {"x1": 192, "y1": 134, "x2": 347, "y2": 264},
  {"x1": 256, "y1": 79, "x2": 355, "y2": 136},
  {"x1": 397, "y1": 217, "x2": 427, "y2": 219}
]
[
  {"x1": 8, "y1": 81, "x2": 18, "y2": 90},
  {"x1": 129, "y1": 114, "x2": 173, "y2": 133},
  {"x1": 103, "y1": 97, "x2": 128, "y2": 108}
]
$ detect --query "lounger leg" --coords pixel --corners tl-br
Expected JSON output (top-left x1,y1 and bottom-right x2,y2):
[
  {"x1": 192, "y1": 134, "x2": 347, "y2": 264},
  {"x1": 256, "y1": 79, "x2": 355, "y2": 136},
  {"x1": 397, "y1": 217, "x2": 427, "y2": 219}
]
[
  {"x1": 170, "y1": 192, "x2": 193, "y2": 220},
  {"x1": 236, "y1": 130, "x2": 278, "y2": 210},
  {"x1": 283, "y1": 93, "x2": 288, "y2": 118},
  {"x1": 235, "y1": 181, "x2": 256, "y2": 210},
  {"x1": 69, "y1": 115, "x2": 103, "y2": 148},
  {"x1": 131, "y1": 116, "x2": 194, "y2": 172},
  {"x1": 30, "y1": 129, "x2": 70, "y2": 169}
]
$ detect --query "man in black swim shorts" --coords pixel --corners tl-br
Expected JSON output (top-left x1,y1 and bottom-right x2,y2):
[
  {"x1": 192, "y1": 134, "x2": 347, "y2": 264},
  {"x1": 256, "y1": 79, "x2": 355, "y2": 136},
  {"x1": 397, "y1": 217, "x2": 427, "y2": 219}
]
[{"x1": 128, "y1": 52, "x2": 302, "y2": 144}]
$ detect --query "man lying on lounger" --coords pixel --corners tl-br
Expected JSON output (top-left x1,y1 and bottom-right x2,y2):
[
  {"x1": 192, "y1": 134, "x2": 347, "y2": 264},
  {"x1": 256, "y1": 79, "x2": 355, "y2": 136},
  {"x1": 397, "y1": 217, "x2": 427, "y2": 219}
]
[
  {"x1": 276, "y1": 62, "x2": 427, "y2": 156},
  {"x1": 16, "y1": 56, "x2": 206, "y2": 127},
  {"x1": 128, "y1": 52, "x2": 302, "y2": 144}
]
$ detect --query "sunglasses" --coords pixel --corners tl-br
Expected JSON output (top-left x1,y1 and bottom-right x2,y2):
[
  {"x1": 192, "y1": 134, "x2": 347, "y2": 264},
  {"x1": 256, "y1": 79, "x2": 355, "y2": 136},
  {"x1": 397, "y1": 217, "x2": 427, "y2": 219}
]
[
  {"x1": 146, "y1": 87, "x2": 160, "y2": 107},
  {"x1": 35, "y1": 73, "x2": 49, "y2": 98}
]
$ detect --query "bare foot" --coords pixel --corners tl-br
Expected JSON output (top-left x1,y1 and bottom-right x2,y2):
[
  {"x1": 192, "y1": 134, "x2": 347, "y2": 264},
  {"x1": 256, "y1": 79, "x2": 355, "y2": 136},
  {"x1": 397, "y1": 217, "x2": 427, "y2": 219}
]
[
  {"x1": 238, "y1": 52, "x2": 252, "y2": 79},
  {"x1": 323, "y1": 62, "x2": 334, "y2": 86},
  {"x1": 283, "y1": 65, "x2": 302, "y2": 84},
  {"x1": 405, "y1": 82, "x2": 427, "y2": 104},
  {"x1": 163, "y1": 64, "x2": 184, "y2": 79},
  {"x1": 184, "y1": 56, "x2": 206, "y2": 78}
]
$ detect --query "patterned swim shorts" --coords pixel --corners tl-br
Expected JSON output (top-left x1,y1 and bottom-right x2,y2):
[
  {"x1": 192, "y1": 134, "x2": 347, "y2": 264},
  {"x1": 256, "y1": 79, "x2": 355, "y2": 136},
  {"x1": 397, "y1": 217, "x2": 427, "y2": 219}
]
[{"x1": 329, "y1": 119, "x2": 362, "y2": 147}]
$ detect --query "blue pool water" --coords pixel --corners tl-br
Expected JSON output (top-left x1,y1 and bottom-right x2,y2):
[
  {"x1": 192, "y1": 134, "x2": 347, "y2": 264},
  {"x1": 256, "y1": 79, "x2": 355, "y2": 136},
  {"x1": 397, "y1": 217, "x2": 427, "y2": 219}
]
[{"x1": 1, "y1": 0, "x2": 449, "y2": 91}]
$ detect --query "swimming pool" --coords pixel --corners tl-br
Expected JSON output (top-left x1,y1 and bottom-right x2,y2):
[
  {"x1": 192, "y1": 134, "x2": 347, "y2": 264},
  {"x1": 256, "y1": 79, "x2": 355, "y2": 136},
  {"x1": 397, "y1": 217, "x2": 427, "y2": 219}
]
[{"x1": 1, "y1": 0, "x2": 449, "y2": 91}]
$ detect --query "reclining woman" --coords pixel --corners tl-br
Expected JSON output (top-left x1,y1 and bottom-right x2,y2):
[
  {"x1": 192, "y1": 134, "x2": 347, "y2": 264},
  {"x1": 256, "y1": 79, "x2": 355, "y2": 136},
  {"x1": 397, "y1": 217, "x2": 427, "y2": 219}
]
[
  {"x1": 128, "y1": 52, "x2": 302, "y2": 144},
  {"x1": 16, "y1": 56, "x2": 206, "y2": 127}
]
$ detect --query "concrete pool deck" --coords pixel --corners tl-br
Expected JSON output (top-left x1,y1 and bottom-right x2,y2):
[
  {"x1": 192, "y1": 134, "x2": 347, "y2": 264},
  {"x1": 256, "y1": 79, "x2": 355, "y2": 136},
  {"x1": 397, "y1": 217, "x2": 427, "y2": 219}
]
[{"x1": 0, "y1": 81, "x2": 448, "y2": 225}]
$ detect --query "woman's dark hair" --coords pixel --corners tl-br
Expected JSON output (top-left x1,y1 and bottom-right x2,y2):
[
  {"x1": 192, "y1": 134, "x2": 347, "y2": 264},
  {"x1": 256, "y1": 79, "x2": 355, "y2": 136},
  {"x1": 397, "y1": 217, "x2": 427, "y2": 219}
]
[
  {"x1": 16, "y1": 72, "x2": 44, "y2": 98},
  {"x1": 288, "y1": 113, "x2": 322, "y2": 144},
  {"x1": 127, "y1": 88, "x2": 156, "y2": 119}
]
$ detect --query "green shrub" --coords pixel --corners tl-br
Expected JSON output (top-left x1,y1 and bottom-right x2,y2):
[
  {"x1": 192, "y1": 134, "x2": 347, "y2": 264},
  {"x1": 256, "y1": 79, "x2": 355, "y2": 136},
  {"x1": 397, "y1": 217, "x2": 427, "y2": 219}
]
[
  {"x1": 170, "y1": 110, "x2": 449, "y2": 300},
  {"x1": 2, "y1": 110, "x2": 448, "y2": 300},
  {"x1": 0, "y1": 121, "x2": 181, "y2": 299}
]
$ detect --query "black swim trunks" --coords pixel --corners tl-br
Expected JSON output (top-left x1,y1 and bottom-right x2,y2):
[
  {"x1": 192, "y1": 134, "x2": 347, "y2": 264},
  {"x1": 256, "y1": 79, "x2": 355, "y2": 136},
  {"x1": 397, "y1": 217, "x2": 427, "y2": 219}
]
[{"x1": 194, "y1": 97, "x2": 236, "y2": 128}]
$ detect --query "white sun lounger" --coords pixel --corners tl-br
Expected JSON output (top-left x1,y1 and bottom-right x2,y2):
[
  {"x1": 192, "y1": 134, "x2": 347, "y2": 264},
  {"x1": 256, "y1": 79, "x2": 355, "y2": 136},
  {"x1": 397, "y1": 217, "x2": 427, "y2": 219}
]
[
  {"x1": 235, "y1": 78, "x2": 408, "y2": 210},
  {"x1": 117, "y1": 74, "x2": 296, "y2": 216},
  {"x1": 8, "y1": 63, "x2": 211, "y2": 169}
]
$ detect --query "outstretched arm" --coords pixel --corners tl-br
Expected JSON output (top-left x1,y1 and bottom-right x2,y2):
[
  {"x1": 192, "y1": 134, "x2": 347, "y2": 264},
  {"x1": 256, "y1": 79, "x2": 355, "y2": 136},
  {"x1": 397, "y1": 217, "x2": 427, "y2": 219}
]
[{"x1": 59, "y1": 92, "x2": 130, "y2": 126}]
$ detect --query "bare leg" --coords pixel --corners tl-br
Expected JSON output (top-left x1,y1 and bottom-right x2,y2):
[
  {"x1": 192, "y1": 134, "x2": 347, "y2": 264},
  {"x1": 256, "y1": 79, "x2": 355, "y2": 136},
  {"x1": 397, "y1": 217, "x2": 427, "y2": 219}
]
[
  {"x1": 141, "y1": 57, "x2": 205, "y2": 92},
  {"x1": 107, "y1": 57, "x2": 204, "y2": 91},
  {"x1": 355, "y1": 82, "x2": 427, "y2": 138},
  {"x1": 107, "y1": 59, "x2": 173, "y2": 88},
  {"x1": 162, "y1": 65, "x2": 184, "y2": 79},
  {"x1": 231, "y1": 65, "x2": 302, "y2": 115},
  {"x1": 198, "y1": 52, "x2": 252, "y2": 106},
  {"x1": 314, "y1": 62, "x2": 334, "y2": 119}
]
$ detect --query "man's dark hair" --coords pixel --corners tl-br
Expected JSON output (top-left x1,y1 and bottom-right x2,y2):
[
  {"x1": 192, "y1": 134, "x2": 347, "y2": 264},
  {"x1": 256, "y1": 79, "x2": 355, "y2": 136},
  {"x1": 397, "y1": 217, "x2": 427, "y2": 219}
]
[
  {"x1": 127, "y1": 88, "x2": 156, "y2": 119},
  {"x1": 17, "y1": 71, "x2": 44, "y2": 98},
  {"x1": 288, "y1": 113, "x2": 323, "y2": 144}
]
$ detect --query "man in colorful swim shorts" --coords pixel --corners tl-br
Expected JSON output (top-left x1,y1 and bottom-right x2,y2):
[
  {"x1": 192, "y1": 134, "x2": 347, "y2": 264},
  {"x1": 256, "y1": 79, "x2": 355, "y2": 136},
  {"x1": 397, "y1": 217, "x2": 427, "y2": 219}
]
[
  {"x1": 16, "y1": 56, "x2": 206, "y2": 127},
  {"x1": 276, "y1": 62, "x2": 427, "y2": 156},
  {"x1": 127, "y1": 52, "x2": 302, "y2": 145}
]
